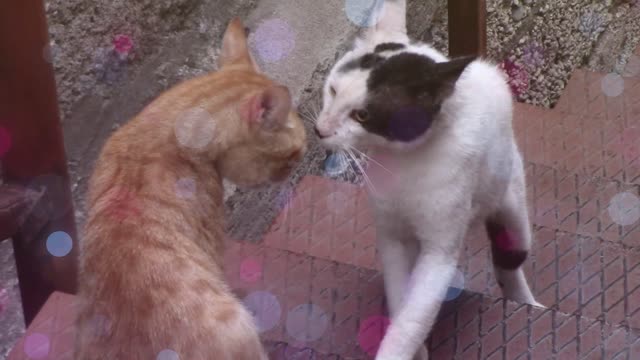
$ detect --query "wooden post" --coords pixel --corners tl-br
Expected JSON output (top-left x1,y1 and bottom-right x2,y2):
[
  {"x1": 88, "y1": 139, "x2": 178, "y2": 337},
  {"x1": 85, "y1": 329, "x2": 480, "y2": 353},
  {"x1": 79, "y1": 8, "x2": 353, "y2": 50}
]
[
  {"x1": 447, "y1": 0, "x2": 487, "y2": 58},
  {"x1": 0, "y1": 0, "x2": 78, "y2": 325}
]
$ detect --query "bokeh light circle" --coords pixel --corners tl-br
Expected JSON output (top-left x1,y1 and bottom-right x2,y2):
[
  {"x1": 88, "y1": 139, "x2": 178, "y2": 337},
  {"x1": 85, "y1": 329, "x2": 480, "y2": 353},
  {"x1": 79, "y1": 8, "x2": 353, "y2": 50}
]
[
  {"x1": 622, "y1": 55, "x2": 640, "y2": 78},
  {"x1": 23, "y1": 333, "x2": 50, "y2": 359},
  {"x1": 0, "y1": 127, "x2": 12, "y2": 158},
  {"x1": 608, "y1": 192, "x2": 640, "y2": 226},
  {"x1": 286, "y1": 303, "x2": 329, "y2": 343},
  {"x1": 522, "y1": 42, "x2": 545, "y2": 69},
  {"x1": 88, "y1": 314, "x2": 111, "y2": 339},
  {"x1": 444, "y1": 269, "x2": 465, "y2": 301},
  {"x1": 46, "y1": 231, "x2": 73, "y2": 257},
  {"x1": 113, "y1": 34, "x2": 134, "y2": 56},
  {"x1": 156, "y1": 349, "x2": 180, "y2": 360},
  {"x1": 357, "y1": 315, "x2": 390, "y2": 356},
  {"x1": 252, "y1": 19, "x2": 296, "y2": 63},
  {"x1": 174, "y1": 107, "x2": 216, "y2": 151},
  {"x1": 42, "y1": 42, "x2": 59, "y2": 63},
  {"x1": 345, "y1": 0, "x2": 384, "y2": 27},
  {"x1": 243, "y1": 291, "x2": 282, "y2": 333},
  {"x1": 601, "y1": 73, "x2": 625, "y2": 97},
  {"x1": 240, "y1": 256, "x2": 263, "y2": 283},
  {"x1": 389, "y1": 106, "x2": 432, "y2": 142},
  {"x1": 175, "y1": 178, "x2": 197, "y2": 199},
  {"x1": 324, "y1": 152, "x2": 349, "y2": 177}
]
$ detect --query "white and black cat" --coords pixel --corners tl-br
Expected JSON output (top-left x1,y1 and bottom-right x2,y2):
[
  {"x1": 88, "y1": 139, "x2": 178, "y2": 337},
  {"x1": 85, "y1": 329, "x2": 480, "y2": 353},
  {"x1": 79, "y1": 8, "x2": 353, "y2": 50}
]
[{"x1": 314, "y1": 1, "x2": 542, "y2": 359}]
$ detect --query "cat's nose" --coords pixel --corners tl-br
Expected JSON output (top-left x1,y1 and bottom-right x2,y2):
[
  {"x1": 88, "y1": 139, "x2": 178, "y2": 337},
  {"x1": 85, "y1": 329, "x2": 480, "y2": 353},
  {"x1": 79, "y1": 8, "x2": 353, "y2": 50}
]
[{"x1": 314, "y1": 125, "x2": 331, "y2": 139}]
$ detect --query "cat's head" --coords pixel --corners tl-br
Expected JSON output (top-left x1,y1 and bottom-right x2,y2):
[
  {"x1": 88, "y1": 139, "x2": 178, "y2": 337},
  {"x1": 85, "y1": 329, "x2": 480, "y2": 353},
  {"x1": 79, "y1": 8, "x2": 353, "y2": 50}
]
[
  {"x1": 314, "y1": 1, "x2": 474, "y2": 151},
  {"x1": 214, "y1": 18, "x2": 307, "y2": 187}
]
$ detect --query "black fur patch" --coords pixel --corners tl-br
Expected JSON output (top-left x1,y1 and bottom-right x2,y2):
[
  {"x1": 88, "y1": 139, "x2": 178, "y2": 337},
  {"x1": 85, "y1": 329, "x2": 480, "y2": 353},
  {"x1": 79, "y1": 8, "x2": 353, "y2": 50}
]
[
  {"x1": 339, "y1": 53, "x2": 385, "y2": 73},
  {"x1": 374, "y1": 42, "x2": 405, "y2": 53},
  {"x1": 357, "y1": 53, "x2": 475, "y2": 142},
  {"x1": 486, "y1": 220, "x2": 528, "y2": 270},
  {"x1": 367, "y1": 53, "x2": 437, "y2": 97},
  {"x1": 359, "y1": 53, "x2": 441, "y2": 141}
]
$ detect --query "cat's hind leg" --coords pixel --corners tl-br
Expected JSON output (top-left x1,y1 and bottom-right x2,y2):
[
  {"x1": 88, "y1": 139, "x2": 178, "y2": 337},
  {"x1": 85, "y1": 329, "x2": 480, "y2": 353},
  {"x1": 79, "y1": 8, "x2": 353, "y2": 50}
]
[{"x1": 485, "y1": 176, "x2": 541, "y2": 306}]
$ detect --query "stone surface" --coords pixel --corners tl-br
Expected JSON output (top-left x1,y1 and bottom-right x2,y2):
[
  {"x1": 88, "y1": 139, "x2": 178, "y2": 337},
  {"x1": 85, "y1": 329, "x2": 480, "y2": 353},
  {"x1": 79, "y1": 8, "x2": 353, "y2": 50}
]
[{"x1": 0, "y1": 241, "x2": 24, "y2": 359}]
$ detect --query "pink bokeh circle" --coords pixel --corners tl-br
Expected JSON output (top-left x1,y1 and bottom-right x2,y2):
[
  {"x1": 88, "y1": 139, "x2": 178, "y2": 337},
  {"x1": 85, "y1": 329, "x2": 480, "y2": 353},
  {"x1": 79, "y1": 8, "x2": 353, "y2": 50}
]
[
  {"x1": 357, "y1": 315, "x2": 390, "y2": 357},
  {"x1": 240, "y1": 256, "x2": 263, "y2": 283}
]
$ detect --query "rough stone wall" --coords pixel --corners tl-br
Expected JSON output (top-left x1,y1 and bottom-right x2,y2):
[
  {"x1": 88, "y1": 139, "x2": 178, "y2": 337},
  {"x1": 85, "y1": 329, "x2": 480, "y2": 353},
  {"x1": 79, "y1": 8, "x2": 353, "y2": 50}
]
[{"x1": 403, "y1": 0, "x2": 640, "y2": 108}]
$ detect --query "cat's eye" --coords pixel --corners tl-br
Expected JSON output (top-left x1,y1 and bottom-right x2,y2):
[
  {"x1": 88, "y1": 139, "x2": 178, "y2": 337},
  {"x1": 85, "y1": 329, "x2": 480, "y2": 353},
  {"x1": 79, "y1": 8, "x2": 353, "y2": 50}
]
[
  {"x1": 350, "y1": 109, "x2": 369, "y2": 123},
  {"x1": 329, "y1": 86, "x2": 337, "y2": 96}
]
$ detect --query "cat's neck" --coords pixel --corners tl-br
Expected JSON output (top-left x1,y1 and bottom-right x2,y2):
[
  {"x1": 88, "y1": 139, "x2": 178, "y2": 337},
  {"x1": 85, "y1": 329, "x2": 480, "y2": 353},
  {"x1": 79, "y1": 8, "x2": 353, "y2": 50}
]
[{"x1": 90, "y1": 113, "x2": 228, "y2": 261}]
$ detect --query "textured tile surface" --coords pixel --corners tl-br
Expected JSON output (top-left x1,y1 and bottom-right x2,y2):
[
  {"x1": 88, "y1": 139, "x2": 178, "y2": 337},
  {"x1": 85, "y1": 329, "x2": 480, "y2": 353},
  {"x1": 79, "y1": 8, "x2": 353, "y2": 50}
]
[{"x1": 8, "y1": 46, "x2": 640, "y2": 360}]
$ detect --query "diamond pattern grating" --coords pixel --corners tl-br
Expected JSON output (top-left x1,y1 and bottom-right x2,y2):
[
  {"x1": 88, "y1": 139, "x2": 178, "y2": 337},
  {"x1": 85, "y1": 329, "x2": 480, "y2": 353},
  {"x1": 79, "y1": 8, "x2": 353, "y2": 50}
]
[{"x1": 8, "y1": 47, "x2": 640, "y2": 359}]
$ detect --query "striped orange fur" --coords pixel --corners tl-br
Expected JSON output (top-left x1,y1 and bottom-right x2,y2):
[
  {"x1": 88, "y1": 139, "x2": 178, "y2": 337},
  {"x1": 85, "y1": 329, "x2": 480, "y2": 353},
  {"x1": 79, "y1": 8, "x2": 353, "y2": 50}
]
[{"x1": 75, "y1": 18, "x2": 306, "y2": 360}]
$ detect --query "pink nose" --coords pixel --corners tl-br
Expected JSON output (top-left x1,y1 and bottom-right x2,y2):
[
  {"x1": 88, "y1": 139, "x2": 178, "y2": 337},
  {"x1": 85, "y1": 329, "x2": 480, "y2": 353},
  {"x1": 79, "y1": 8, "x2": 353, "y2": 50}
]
[{"x1": 314, "y1": 124, "x2": 333, "y2": 139}]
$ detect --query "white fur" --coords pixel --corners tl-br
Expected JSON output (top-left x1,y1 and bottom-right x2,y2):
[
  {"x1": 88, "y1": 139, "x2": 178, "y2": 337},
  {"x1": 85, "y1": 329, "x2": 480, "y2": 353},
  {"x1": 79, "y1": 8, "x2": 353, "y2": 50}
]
[{"x1": 316, "y1": 1, "x2": 541, "y2": 359}]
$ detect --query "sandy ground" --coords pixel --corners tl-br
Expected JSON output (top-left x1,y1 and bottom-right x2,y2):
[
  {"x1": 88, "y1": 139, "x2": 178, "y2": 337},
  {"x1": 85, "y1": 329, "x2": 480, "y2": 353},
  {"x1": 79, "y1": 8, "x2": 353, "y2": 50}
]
[{"x1": 2, "y1": 0, "x2": 639, "y2": 357}]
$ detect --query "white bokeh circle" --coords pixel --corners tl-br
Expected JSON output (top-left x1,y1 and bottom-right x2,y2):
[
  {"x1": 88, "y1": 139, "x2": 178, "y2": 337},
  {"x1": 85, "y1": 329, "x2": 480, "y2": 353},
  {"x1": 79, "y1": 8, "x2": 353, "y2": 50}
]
[
  {"x1": 608, "y1": 192, "x2": 640, "y2": 227},
  {"x1": 156, "y1": 349, "x2": 180, "y2": 360},
  {"x1": 243, "y1": 291, "x2": 282, "y2": 333},
  {"x1": 175, "y1": 178, "x2": 197, "y2": 199},
  {"x1": 345, "y1": 0, "x2": 384, "y2": 27},
  {"x1": 601, "y1": 73, "x2": 625, "y2": 97},
  {"x1": 623, "y1": 55, "x2": 640, "y2": 78},
  {"x1": 286, "y1": 303, "x2": 329, "y2": 343},
  {"x1": 174, "y1": 107, "x2": 216, "y2": 151}
]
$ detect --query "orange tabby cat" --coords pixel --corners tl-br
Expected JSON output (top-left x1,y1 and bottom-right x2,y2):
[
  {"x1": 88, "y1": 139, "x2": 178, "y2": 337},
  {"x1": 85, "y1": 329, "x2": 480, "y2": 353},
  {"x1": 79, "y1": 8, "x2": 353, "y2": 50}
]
[{"x1": 75, "y1": 18, "x2": 306, "y2": 360}]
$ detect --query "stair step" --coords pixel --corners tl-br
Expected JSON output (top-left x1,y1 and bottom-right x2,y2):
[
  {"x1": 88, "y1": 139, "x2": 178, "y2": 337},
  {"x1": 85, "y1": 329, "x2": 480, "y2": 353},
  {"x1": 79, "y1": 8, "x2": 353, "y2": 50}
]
[{"x1": 9, "y1": 239, "x2": 640, "y2": 360}]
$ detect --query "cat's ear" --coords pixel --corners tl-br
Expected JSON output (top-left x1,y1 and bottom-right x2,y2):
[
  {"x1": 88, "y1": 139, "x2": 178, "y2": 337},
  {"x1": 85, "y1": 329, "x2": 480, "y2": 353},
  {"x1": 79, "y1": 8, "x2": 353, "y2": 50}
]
[
  {"x1": 362, "y1": 0, "x2": 407, "y2": 41},
  {"x1": 241, "y1": 86, "x2": 292, "y2": 131},
  {"x1": 433, "y1": 56, "x2": 476, "y2": 89},
  {"x1": 219, "y1": 18, "x2": 260, "y2": 71}
]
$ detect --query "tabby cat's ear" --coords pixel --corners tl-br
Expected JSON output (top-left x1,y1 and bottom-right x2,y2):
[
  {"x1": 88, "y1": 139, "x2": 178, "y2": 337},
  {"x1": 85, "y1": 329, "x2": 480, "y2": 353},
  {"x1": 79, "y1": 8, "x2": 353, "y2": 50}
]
[
  {"x1": 242, "y1": 86, "x2": 292, "y2": 131},
  {"x1": 219, "y1": 18, "x2": 259, "y2": 71}
]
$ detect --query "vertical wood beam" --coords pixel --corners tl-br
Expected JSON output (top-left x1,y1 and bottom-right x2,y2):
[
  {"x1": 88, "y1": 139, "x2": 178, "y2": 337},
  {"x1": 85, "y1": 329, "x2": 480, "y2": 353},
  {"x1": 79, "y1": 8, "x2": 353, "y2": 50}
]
[
  {"x1": 0, "y1": 0, "x2": 78, "y2": 325},
  {"x1": 448, "y1": 0, "x2": 487, "y2": 58}
]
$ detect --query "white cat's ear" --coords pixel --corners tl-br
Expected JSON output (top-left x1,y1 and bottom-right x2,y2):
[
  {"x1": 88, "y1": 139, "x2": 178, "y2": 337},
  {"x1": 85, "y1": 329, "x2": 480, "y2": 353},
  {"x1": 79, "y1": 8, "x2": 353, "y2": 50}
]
[
  {"x1": 219, "y1": 18, "x2": 260, "y2": 71},
  {"x1": 362, "y1": 0, "x2": 407, "y2": 41},
  {"x1": 241, "y1": 86, "x2": 292, "y2": 131}
]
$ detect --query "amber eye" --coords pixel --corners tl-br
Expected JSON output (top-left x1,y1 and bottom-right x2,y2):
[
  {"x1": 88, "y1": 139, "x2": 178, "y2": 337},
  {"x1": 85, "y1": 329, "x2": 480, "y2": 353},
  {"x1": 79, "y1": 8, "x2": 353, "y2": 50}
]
[
  {"x1": 329, "y1": 86, "x2": 337, "y2": 96},
  {"x1": 351, "y1": 109, "x2": 369, "y2": 123}
]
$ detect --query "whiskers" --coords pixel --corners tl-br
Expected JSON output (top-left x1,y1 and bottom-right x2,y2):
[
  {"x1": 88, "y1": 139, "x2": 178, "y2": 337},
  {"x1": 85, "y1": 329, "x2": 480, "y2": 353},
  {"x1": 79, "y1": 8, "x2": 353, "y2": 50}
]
[
  {"x1": 344, "y1": 147, "x2": 379, "y2": 197},
  {"x1": 298, "y1": 95, "x2": 322, "y2": 125}
]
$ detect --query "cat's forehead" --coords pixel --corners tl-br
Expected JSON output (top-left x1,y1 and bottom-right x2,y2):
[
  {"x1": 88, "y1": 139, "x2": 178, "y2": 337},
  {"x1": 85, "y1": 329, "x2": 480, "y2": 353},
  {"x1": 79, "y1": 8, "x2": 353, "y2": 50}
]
[{"x1": 331, "y1": 41, "x2": 406, "y2": 76}]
